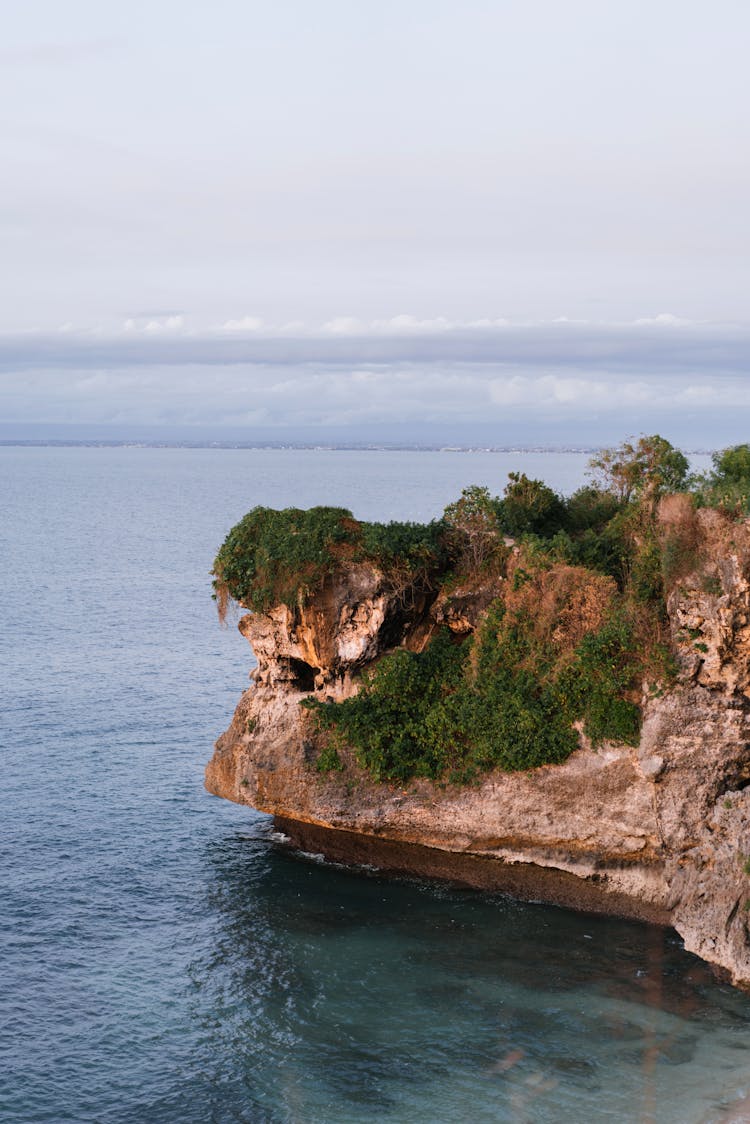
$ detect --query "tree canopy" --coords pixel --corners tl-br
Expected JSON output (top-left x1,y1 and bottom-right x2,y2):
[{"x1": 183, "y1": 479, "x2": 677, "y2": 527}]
[
  {"x1": 495, "y1": 472, "x2": 566, "y2": 537},
  {"x1": 588, "y1": 435, "x2": 689, "y2": 502}
]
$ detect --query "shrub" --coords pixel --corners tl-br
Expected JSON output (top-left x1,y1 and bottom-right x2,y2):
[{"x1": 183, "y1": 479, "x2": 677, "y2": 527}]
[
  {"x1": 307, "y1": 578, "x2": 645, "y2": 784},
  {"x1": 629, "y1": 536, "x2": 664, "y2": 605},
  {"x1": 315, "y1": 743, "x2": 345, "y2": 774},
  {"x1": 546, "y1": 525, "x2": 630, "y2": 586},
  {"x1": 712, "y1": 444, "x2": 750, "y2": 484},
  {"x1": 358, "y1": 518, "x2": 448, "y2": 565},
  {"x1": 213, "y1": 505, "x2": 356, "y2": 615},
  {"x1": 562, "y1": 485, "x2": 623, "y2": 533},
  {"x1": 466, "y1": 604, "x2": 580, "y2": 768},
  {"x1": 307, "y1": 631, "x2": 468, "y2": 782},
  {"x1": 701, "y1": 573, "x2": 722, "y2": 596},
  {"x1": 557, "y1": 613, "x2": 641, "y2": 745},
  {"x1": 495, "y1": 472, "x2": 567, "y2": 538},
  {"x1": 213, "y1": 506, "x2": 449, "y2": 617}
]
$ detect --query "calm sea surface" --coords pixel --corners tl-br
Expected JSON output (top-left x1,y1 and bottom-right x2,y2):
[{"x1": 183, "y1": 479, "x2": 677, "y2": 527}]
[{"x1": 2, "y1": 446, "x2": 748, "y2": 1124}]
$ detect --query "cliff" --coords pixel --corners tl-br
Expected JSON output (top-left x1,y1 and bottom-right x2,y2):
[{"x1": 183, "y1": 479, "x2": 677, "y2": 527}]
[{"x1": 206, "y1": 504, "x2": 750, "y2": 989}]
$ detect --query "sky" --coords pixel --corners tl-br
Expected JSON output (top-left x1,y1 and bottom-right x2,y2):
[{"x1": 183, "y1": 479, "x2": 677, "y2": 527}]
[{"x1": 2, "y1": 0, "x2": 749, "y2": 445}]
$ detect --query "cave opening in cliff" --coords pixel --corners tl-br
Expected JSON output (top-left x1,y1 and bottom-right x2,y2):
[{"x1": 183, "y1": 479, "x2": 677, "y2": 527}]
[{"x1": 286, "y1": 657, "x2": 318, "y2": 692}]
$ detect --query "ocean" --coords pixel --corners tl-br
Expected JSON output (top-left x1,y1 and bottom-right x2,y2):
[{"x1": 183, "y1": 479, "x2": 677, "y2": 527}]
[{"x1": 3, "y1": 445, "x2": 749, "y2": 1124}]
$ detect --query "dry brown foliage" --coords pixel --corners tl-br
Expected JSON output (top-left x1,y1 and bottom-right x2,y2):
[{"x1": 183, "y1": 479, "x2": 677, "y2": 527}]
[
  {"x1": 655, "y1": 494, "x2": 701, "y2": 588},
  {"x1": 505, "y1": 562, "x2": 618, "y2": 655},
  {"x1": 215, "y1": 578, "x2": 231, "y2": 626},
  {"x1": 657, "y1": 492, "x2": 696, "y2": 531},
  {"x1": 695, "y1": 506, "x2": 750, "y2": 567}
]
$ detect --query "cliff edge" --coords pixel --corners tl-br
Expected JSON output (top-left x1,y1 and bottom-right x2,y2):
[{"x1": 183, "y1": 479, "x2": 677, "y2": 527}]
[{"x1": 206, "y1": 495, "x2": 750, "y2": 989}]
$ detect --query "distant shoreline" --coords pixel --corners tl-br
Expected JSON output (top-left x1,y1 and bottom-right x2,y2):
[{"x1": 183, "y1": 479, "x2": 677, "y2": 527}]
[{"x1": 0, "y1": 440, "x2": 715, "y2": 454}]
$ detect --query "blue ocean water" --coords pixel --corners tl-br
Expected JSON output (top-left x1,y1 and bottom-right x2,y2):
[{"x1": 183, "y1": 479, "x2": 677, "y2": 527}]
[{"x1": 2, "y1": 446, "x2": 748, "y2": 1124}]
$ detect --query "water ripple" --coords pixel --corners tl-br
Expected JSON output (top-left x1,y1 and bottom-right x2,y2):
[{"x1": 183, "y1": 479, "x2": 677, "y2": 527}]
[{"x1": 1, "y1": 447, "x2": 748, "y2": 1124}]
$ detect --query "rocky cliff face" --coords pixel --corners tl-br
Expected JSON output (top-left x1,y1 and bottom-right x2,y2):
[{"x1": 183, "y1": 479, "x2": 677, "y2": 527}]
[{"x1": 206, "y1": 508, "x2": 750, "y2": 989}]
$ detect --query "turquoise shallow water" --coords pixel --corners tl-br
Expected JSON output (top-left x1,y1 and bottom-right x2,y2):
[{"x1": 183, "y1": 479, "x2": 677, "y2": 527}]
[{"x1": 2, "y1": 446, "x2": 748, "y2": 1124}]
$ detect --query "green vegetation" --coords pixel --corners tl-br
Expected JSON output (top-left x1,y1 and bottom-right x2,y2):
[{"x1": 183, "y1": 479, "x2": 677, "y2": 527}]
[
  {"x1": 443, "y1": 485, "x2": 503, "y2": 572},
  {"x1": 307, "y1": 585, "x2": 644, "y2": 782},
  {"x1": 695, "y1": 444, "x2": 750, "y2": 516},
  {"x1": 212, "y1": 505, "x2": 448, "y2": 617},
  {"x1": 215, "y1": 433, "x2": 748, "y2": 785},
  {"x1": 314, "y1": 743, "x2": 345, "y2": 774},
  {"x1": 495, "y1": 472, "x2": 567, "y2": 538},
  {"x1": 304, "y1": 631, "x2": 468, "y2": 782},
  {"x1": 588, "y1": 434, "x2": 690, "y2": 503},
  {"x1": 213, "y1": 505, "x2": 353, "y2": 615}
]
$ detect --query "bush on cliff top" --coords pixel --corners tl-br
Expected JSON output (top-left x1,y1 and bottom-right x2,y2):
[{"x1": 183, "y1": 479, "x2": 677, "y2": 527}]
[
  {"x1": 213, "y1": 505, "x2": 353, "y2": 616},
  {"x1": 212, "y1": 505, "x2": 448, "y2": 617}
]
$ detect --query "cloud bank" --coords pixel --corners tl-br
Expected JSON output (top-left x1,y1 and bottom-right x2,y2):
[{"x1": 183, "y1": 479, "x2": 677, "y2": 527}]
[
  {"x1": 2, "y1": 315, "x2": 749, "y2": 373},
  {"x1": 1, "y1": 317, "x2": 748, "y2": 445}
]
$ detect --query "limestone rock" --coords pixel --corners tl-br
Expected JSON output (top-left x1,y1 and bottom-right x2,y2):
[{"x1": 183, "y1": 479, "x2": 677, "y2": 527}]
[{"x1": 206, "y1": 512, "x2": 750, "y2": 990}]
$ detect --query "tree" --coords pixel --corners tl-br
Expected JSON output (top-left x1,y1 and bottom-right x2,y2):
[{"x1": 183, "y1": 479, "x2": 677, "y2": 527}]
[
  {"x1": 588, "y1": 435, "x2": 689, "y2": 503},
  {"x1": 563, "y1": 485, "x2": 622, "y2": 533},
  {"x1": 443, "y1": 486, "x2": 501, "y2": 571},
  {"x1": 711, "y1": 444, "x2": 750, "y2": 484},
  {"x1": 698, "y1": 444, "x2": 750, "y2": 515},
  {"x1": 495, "y1": 472, "x2": 566, "y2": 537}
]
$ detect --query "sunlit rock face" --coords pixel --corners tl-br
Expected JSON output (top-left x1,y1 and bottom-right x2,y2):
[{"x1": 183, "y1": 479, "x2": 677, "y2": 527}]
[{"x1": 206, "y1": 509, "x2": 750, "y2": 990}]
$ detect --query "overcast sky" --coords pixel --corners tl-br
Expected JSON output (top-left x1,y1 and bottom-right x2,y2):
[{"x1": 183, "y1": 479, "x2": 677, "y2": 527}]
[{"x1": 3, "y1": 1, "x2": 749, "y2": 443}]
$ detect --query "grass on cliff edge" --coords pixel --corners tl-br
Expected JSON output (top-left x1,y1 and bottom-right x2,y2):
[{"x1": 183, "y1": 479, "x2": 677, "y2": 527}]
[{"x1": 214, "y1": 435, "x2": 746, "y2": 783}]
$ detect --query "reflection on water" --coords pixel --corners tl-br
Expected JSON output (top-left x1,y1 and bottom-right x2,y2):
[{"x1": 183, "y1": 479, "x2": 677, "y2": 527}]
[{"x1": 192, "y1": 825, "x2": 750, "y2": 1124}]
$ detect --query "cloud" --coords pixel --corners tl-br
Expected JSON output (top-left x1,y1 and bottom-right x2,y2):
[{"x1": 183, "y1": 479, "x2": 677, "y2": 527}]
[
  {"x1": 0, "y1": 316, "x2": 748, "y2": 441},
  {"x1": 632, "y1": 313, "x2": 693, "y2": 327},
  {"x1": 0, "y1": 315, "x2": 748, "y2": 374},
  {"x1": 220, "y1": 316, "x2": 264, "y2": 332},
  {"x1": 485, "y1": 373, "x2": 750, "y2": 411},
  {"x1": 489, "y1": 375, "x2": 656, "y2": 409},
  {"x1": 320, "y1": 314, "x2": 508, "y2": 336},
  {"x1": 3, "y1": 357, "x2": 749, "y2": 432},
  {"x1": 123, "y1": 314, "x2": 184, "y2": 334}
]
